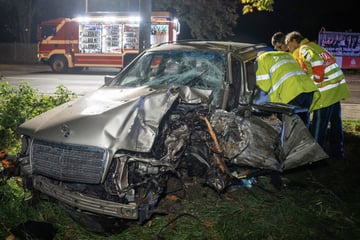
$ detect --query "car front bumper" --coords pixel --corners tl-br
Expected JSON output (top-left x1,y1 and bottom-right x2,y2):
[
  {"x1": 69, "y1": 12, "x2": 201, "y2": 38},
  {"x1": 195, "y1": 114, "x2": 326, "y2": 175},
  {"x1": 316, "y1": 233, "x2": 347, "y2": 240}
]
[{"x1": 32, "y1": 175, "x2": 139, "y2": 220}]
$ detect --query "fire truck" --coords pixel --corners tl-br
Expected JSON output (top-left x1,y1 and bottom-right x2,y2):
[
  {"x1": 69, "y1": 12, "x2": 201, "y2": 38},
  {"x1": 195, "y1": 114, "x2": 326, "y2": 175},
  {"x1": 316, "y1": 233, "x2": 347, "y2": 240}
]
[{"x1": 37, "y1": 12, "x2": 180, "y2": 73}]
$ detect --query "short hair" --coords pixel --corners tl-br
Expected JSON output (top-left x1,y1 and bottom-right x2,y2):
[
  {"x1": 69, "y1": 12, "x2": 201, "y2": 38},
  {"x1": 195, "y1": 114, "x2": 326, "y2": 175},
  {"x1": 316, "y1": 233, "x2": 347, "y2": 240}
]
[
  {"x1": 271, "y1": 32, "x2": 285, "y2": 47},
  {"x1": 285, "y1": 31, "x2": 305, "y2": 45}
]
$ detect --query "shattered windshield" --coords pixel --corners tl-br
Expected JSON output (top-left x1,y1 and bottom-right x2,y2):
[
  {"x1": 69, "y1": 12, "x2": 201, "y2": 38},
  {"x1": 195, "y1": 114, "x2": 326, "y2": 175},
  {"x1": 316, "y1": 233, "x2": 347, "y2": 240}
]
[{"x1": 110, "y1": 51, "x2": 226, "y2": 92}]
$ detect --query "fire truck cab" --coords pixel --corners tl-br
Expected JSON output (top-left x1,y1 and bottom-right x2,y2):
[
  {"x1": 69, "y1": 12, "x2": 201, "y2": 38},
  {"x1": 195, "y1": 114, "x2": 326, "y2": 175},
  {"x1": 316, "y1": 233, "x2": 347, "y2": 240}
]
[{"x1": 37, "y1": 12, "x2": 180, "y2": 73}]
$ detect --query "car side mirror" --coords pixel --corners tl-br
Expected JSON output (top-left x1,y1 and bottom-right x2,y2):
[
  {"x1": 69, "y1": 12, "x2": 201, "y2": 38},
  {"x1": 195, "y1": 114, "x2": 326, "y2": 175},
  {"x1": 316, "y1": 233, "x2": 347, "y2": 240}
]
[{"x1": 104, "y1": 75, "x2": 114, "y2": 86}]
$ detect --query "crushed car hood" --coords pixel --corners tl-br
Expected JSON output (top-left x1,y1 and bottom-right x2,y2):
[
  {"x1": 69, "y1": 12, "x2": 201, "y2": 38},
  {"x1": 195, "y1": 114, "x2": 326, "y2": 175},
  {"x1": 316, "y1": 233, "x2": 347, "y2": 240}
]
[
  {"x1": 17, "y1": 85, "x2": 327, "y2": 173},
  {"x1": 17, "y1": 85, "x2": 213, "y2": 154}
]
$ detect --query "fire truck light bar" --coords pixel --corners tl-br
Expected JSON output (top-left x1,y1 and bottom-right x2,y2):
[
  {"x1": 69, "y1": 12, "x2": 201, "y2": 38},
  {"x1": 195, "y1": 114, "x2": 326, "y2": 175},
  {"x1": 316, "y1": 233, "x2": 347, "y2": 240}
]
[{"x1": 75, "y1": 16, "x2": 141, "y2": 23}]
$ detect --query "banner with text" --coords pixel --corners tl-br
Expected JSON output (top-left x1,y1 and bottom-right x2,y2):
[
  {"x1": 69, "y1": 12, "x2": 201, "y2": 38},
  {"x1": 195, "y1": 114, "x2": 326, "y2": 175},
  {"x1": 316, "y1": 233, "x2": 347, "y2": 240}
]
[{"x1": 318, "y1": 30, "x2": 360, "y2": 69}]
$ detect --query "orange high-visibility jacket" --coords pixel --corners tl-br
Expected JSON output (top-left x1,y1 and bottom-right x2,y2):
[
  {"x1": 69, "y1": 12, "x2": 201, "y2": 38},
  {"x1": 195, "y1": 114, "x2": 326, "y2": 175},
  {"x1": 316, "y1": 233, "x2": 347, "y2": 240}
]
[{"x1": 294, "y1": 38, "x2": 350, "y2": 110}]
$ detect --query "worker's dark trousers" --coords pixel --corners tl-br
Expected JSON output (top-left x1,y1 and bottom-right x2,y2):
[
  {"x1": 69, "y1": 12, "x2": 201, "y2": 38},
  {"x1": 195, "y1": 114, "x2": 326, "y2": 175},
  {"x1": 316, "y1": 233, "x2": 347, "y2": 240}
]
[
  {"x1": 311, "y1": 101, "x2": 345, "y2": 159},
  {"x1": 289, "y1": 92, "x2": 314, "y2": 129}
]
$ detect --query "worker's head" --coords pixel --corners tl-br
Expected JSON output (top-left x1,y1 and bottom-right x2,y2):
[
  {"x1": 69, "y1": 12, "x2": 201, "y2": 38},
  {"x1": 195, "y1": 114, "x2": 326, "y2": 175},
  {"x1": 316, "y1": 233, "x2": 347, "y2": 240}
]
[
  {"x1": 285, "y1": 31, "x2": 304, "y2": 53},
  {"x1": 271, "y1": 32, "x2": 288, "y2": 51}
]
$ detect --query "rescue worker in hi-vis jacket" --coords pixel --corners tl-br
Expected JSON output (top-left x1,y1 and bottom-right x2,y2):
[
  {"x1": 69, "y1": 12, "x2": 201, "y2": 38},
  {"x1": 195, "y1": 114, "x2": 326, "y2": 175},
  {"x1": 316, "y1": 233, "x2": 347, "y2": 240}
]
[
  {"x1": 255, "y1": 50, "x2": 320, "y2": 128},
  {"x1": 285, "y1": 31, "x2": 351, "y2": 159}
]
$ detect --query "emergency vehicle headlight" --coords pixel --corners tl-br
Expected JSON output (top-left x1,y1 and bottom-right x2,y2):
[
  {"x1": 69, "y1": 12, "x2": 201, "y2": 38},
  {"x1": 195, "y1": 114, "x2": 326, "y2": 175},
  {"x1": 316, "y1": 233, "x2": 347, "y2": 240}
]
[
  {"x1": 76, "y1": 17, "x2": 91, "y2": 23},
  {"x1": 103, "y1": 16, "x2": 117, "y2": 23},
  {"x1": 128, "y1": 16, "x2": 141, "y2": 23}
]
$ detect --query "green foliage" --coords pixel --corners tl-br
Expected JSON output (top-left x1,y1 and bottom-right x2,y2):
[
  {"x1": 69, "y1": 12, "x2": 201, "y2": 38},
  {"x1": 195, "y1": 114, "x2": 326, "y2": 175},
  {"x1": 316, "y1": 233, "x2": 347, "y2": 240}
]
[
  {"x1": 343, "y1": 120, "x2": 360, "y2": 136},
  {"x1": 241, "y1": 0, "x2": 274, "y2": 14},
  {"x1": 0, "y1": 177, "x2": 33, "y2": 238},
  {"x1": 0, "y1": 81, "x2": 75, "y2": 152}
]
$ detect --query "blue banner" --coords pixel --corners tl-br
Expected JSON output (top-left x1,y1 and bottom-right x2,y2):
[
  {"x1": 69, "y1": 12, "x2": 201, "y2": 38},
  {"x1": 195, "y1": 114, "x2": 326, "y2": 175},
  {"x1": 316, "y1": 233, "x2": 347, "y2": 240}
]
[{"x1": 318, "y1": 30, "x2": 360, "y2": 57}]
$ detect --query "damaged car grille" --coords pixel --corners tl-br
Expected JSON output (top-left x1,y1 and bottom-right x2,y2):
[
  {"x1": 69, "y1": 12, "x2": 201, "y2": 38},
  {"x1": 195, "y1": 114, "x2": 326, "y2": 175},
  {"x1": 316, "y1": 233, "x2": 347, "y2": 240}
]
[{"x1": 31, "y1": 140, "x2": 107, "y2": 184}]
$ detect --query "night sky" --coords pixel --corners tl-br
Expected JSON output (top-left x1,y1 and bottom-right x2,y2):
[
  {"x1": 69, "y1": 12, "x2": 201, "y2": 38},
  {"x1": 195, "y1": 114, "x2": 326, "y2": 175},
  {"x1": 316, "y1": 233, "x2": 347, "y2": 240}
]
[{"x1": 231, "y1": 0, "x2": 359, "y2": 45}]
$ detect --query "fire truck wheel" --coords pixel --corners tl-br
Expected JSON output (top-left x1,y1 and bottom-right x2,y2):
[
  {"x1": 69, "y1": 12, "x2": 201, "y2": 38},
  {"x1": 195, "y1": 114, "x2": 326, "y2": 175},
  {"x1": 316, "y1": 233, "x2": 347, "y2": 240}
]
[{"x1": 50, "y1": 56, "x2": 68, "y2": 73}]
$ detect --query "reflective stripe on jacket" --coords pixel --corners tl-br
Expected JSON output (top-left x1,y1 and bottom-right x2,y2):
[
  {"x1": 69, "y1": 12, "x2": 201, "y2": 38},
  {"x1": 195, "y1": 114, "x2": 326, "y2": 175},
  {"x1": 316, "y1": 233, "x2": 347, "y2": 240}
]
[
  {"x1": 294, "y1": 39, "x2": 350, "y2": 109},
  {"x1": 256, "y1": 51, "x2": 320, "y2": 111}
]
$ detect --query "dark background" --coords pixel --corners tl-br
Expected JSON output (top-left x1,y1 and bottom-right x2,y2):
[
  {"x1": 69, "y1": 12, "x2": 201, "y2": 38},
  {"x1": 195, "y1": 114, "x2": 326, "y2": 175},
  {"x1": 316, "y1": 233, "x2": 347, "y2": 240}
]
[
  {"x1": 0, "y1": 0, "x2": 358, "y2": 45},
  {"x1": 231, "y1": 0, "x2": 359, "y2": 44}
]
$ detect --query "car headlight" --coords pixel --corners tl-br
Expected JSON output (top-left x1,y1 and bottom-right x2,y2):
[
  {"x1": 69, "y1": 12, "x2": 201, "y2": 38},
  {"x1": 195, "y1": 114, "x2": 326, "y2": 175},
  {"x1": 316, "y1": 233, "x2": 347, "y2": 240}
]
[{"x1": 20, "y1": 135, "x2": 31, "y2": 156}]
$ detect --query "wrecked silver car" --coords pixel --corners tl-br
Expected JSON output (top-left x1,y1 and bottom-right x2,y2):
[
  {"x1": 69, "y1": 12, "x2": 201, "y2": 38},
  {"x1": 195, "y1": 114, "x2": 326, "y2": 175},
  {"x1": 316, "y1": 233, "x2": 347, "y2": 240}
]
[{"x1": 16, "y1": 41, "x2": 328, "y2": 227}]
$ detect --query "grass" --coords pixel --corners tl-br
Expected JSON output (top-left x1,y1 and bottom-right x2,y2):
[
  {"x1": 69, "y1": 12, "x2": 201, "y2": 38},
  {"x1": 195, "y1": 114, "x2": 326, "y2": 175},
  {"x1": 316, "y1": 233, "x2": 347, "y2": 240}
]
[{"x1": 1, "y1": 120, "x2": 360, "y2": 240}]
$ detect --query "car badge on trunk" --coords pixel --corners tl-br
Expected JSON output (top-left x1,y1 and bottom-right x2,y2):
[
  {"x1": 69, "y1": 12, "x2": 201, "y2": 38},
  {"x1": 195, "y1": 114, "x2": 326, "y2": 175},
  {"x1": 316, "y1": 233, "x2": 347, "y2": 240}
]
[{"x1": 60, "y1": 124, "x2": 70, "y2": 138}]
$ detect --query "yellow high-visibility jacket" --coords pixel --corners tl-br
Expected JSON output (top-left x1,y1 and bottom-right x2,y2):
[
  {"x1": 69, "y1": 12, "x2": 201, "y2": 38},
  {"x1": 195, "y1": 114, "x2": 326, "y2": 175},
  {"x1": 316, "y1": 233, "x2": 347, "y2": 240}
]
[
  {"x1": 293, "y1": 39, "x2": 350, "y2": 110},
  {"x1": 256, "y1": 51, "x2": 320, "y2": 112}
]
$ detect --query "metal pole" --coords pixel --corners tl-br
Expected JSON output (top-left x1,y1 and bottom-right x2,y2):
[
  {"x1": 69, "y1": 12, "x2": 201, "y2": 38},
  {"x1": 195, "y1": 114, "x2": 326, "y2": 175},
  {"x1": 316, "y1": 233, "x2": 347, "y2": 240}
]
[
  {"x1": 85, "y1": 0, "x2": 88, "y2": 14},
  {"x1": 139, "y1": 0, "x2": 152, "y2": 52}
]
